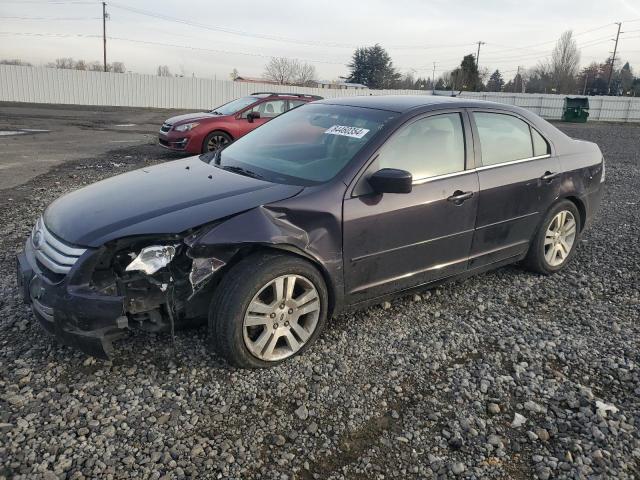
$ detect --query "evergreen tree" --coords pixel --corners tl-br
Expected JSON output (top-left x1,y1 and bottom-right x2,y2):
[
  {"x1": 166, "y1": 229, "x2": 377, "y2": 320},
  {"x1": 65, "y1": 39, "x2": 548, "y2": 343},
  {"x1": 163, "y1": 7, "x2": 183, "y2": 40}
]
[
  {"x1": 450, "y1": 54, "x2": 480, "y2": 91},
  {"x1": 346, "y1": 44, "x2": 401, "y2": 89},
  {"x1": 486, "y1": 70, "x2": 505, "y2": 92},
  {"x1": 620, "y1": 62, "x2": 634, "y2": 95}
]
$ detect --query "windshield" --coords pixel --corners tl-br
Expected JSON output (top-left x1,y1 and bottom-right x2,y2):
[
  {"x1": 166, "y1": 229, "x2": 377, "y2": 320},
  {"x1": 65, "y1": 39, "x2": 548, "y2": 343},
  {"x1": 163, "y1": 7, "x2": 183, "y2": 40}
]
[
  {"x1": 208, "y1": 104, "x2": 396, "y2": 185},
  {"x1": 211, "y1": 96, "x2": 259, "y2": 115}
]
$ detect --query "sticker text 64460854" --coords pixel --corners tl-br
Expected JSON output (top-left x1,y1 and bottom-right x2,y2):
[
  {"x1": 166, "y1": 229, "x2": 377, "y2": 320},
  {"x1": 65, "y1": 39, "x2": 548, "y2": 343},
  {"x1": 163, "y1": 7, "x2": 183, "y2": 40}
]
[{"x1": 324, "y1": 125, "x2": 370, "y2": 139}]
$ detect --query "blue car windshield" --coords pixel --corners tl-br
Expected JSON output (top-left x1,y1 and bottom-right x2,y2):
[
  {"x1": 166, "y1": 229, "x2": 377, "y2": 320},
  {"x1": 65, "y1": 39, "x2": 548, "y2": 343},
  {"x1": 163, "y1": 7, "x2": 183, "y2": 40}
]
[
  {"x1": 209, "y1": 104, "x2": 396, "y2": 185},
  {"x1": 211, "y1": 97, "x2": 259, "y2": 115}
]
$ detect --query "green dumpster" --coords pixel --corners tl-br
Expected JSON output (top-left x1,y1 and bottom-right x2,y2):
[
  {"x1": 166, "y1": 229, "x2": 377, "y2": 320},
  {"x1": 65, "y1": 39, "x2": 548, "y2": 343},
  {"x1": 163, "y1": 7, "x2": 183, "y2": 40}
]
[{"x1": 562, "y1": 97, "x2": 589, "y2": 123}]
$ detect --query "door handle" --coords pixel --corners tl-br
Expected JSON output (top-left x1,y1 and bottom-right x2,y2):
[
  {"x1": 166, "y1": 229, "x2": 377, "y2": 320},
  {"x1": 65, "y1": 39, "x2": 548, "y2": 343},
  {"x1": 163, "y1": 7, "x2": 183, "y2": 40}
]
[
  {"x1": 447, "y1": 190, "x2": 474, "y2": 204},
  {"x1": 541, "y1": 171, "x2": 559, "y2": 182}
]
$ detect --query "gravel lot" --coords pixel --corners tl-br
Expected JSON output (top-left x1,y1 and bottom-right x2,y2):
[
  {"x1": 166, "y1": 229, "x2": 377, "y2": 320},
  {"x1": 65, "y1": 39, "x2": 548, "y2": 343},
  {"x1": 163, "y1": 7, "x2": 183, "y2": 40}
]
[{"x1": 1, "y1": 122, "x2": 639, "y2": 479}]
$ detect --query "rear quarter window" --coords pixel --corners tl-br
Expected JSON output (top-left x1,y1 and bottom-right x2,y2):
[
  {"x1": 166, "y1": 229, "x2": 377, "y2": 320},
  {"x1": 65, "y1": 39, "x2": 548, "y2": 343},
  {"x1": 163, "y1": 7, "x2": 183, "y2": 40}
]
[{"x1": 531, "y1": 128, "x2": 550, "y2": 156}]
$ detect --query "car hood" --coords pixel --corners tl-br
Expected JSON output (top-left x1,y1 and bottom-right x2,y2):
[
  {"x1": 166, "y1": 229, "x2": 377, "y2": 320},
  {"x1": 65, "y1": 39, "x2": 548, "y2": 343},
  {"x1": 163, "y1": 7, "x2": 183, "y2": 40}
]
[
  {"x1": 44, "y1": 157, "x2": 303, "y2": 247},
  {"x1": 165, "y1": 112, "x2": 223, "y2": 125}
]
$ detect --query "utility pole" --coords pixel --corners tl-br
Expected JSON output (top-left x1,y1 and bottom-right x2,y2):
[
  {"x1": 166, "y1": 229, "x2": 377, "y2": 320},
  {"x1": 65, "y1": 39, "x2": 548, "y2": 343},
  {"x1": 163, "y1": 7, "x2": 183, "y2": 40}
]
[
  {"x1": 475, "y1": 41, "x2": 485, "y2": 91},
  {"x1": 475, "y1": 41, "x2": 485, "y2": 69},
  {"x1": 607, "y1": 22, "x2": 622, "y2": 95},
  {"x1": 583, "y1": 73, "x2": 589, "y2": 95},
  {"x1": 432, "y1": 62, "x2": 436, "y2": 91},
  {"x1": 102, "y1": 2, "x2": 107, "y2": 72}
]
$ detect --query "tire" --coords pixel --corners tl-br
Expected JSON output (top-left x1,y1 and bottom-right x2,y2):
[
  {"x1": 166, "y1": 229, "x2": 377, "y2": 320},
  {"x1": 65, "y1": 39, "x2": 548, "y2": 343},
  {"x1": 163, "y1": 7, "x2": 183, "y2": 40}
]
[
  {"x1": 202, "y1": 130, "x2": 232, "y2": 153},
  {"x1": 524, "y1": 199, "x2": 581, "y2": 275},
  {"x1": 208, "y1": 252, "x2": 329, "y2": 368}
]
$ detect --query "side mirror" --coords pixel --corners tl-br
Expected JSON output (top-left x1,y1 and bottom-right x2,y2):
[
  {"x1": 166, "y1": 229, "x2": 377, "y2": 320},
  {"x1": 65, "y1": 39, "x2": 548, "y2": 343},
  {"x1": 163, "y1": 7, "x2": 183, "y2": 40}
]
[
  {"x1": 247, "y1": 111, "x2": 260, "y2": 123},
  {"x1": 368, "y1": 168, "x2": 413, "y2": 194}
]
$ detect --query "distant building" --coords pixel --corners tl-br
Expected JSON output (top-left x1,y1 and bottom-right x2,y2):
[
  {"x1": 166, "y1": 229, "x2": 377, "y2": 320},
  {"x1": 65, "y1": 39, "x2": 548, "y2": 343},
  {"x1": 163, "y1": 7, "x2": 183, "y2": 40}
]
[
  {"x1": 234, "y1": 76, "x2": 280, "y2": 85},
  {"x1": 316, "y1": 81, "x2": 368, "y2": 90}
]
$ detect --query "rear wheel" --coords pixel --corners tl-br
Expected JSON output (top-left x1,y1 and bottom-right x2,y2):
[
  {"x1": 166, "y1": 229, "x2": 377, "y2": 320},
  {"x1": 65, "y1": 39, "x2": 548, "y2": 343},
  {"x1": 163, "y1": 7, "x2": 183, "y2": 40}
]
[
  {"x1": 202, "y1": 130, "x2": 232, "y2": 153},
  {"x1": 524, "y1": 200, "x2": 581, "y2": 274},
  {"x1": 208, "y1": 252, "x2": 328, "y2": 368}
]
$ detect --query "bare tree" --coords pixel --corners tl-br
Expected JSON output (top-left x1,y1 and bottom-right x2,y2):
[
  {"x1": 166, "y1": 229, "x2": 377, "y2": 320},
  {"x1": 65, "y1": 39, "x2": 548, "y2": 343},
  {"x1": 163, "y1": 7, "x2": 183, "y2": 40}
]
[
  {"x1": 264, "y1": 57, "x2": 299, "y2": 85},
  {"x1": 263, "y1": 57, "x2": 316, "y2": 86},
  {"x1": 230, "y1": 68, "x2": 239, "y2": 80},
  {"x1": 44, "y1": 58, "x2": 125, "y2": 72},
  {"x1": 439, "y1": 71, "x2": 453, "y2": 89},
  {"x1": 525, "y1": 61, "x2": 554, "y2": 93},
  {"x1": 157, "y1": 65, "x2": 172, "y2": 77},
  {"x1": 0, "y1": 58, "x2": 32, "y2": 66},
  {"x1": 111, "y1": 61, "x2": 125, "y2": 73},
  {"x1": 295, "y1": 63, "x2": 317, "y2": 86},
  {"x1": 50, "y1": 57, "x2": 75, "y2": 69},
  {"x1": 551, "y1": 31, "x2": 580, "y2": 94},
  {"x1": 478, "y1": 67, "x2": 489, "y2": 87}
]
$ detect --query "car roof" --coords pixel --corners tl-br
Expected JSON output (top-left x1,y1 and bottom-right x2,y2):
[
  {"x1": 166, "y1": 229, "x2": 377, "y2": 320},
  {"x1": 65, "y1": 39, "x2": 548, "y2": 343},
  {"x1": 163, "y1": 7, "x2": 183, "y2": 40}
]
[{"x1": 314, "y1": 95, "x2": 515, "y2": 113}]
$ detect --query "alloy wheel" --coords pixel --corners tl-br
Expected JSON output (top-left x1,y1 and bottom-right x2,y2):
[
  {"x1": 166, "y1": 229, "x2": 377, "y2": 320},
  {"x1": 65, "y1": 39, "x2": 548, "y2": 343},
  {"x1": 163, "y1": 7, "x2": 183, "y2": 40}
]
[
  {"x1": 206, "y1": 134, "x2": 230, "y2": 151},
  {"x1": 243, "y1": 274, "x2": 320, "y2": 362},
  {"x1": 544, "y1": 210, "x2": 577, "y2": 267}
]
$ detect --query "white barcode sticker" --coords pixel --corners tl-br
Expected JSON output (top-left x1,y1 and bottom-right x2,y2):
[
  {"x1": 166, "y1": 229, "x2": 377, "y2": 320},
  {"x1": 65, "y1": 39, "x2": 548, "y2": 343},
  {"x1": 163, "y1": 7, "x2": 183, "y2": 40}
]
[{"x1": 324, "y1": 125, "x2": 370, "y2": 139}]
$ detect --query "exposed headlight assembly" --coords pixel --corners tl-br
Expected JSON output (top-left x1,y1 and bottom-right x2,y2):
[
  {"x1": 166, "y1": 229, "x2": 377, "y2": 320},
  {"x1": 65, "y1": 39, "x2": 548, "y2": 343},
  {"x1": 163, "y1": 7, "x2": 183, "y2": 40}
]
[
  {"x1": 126, "y1": 245, "x2": 177, "y2": 275},
  {"x1": 173, "y1": 122, "x2": 199, "y2": 132}
]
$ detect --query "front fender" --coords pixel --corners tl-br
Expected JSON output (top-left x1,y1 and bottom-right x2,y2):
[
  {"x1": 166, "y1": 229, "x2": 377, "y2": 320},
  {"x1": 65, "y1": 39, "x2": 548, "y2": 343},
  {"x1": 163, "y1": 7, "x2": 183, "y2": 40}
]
[{"x1": 192, "y1": 204, "x2": 344, "y2": 314}]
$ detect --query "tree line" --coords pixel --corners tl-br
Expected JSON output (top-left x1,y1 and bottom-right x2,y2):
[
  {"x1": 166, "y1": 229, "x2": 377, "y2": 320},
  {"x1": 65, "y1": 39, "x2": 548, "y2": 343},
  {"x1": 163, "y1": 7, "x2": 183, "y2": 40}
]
[
  {"x1": 1, "y1": 57, "x2": 126, "y2": 73},
  {"x1": 4, "y1": 30, "x2": 639, "y2": 96},
  {"x1": 344, "y1": 31, "x2": 639, "y2": 96}
]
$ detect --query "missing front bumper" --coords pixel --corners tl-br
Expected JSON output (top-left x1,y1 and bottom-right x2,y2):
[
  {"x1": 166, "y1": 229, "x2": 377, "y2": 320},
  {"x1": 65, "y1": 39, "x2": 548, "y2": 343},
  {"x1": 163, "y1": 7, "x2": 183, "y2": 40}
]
[{"x1": 17, "y1": 248, "x2": 128, "y2": 359}]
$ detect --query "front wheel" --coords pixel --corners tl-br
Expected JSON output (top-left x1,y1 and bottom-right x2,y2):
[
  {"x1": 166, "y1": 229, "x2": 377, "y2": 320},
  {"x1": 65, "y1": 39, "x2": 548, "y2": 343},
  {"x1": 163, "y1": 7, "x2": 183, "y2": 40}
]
[
  {"x1": 208, "y1": 252, "x2": 328, "y2": 368},
  {"x1": 524, "y1": 200, "x2": 581, "y2": 274},
  {"x1": 202, "y1": 130, "x2": 232, "y2": 153}
]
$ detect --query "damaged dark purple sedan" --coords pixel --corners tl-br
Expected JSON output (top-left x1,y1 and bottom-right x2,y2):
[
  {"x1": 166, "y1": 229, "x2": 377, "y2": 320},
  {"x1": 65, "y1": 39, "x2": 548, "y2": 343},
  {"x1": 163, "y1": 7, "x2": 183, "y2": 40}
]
[{"x1": 17, "y1": 96, "x2": 604, "y2": 367}]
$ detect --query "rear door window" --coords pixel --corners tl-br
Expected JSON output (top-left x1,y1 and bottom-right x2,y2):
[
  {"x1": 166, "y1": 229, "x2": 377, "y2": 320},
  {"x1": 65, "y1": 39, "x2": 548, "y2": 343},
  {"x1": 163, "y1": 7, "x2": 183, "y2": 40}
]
[
  {"x1": 474, "y1": 112, "x2": 534, "y2": 166},
  {"x1": 288, "y1": 99, "x2": 307, "y2": 110}
]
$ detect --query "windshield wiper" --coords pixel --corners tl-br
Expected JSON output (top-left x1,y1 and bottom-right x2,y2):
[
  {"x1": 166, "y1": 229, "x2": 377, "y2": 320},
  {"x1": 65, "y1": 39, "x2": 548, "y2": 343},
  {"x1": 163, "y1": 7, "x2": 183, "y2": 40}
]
[
  {"x1": 209, "y1": 110, "x2": 223, "y2": 115},
  {"x1": 220, "y1": 165, "x2": 264, "y2": 180}
]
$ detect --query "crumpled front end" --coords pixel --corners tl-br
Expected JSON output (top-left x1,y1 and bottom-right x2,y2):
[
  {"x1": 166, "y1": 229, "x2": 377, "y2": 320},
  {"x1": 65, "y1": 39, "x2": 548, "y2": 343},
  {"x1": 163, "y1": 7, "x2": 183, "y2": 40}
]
[
  {"x1": 16, "y1": 218, "x2": 231, "y2": 359},
  {"x1": 17, "y1": 233, "x2": 128, "y2": 359}
]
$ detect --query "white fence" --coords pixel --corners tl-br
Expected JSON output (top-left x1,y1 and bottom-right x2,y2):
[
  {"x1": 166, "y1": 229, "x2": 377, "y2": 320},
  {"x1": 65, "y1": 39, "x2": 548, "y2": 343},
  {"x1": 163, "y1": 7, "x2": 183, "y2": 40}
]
[{"x1": 1, "y1": 64, "x2": 639, "y2": 122}]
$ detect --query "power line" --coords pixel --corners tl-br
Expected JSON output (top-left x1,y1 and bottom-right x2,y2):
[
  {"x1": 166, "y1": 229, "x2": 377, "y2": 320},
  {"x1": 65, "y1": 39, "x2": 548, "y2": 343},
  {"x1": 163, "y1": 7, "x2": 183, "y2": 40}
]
[
  {"x1": 0, "y1": 32, "x2": 101, "y2": 38},
  {"x1": 107, "y1": 2, "x2": 476, "y2": 51},
  {"x1": 0, "y1": 16, "x2": 101, "y2": 20},
  {"x1": 106, "y1": 36, "x2": 348, "y2": 65},
  {"x1": 0, "y1": 1, "x2": 95, "y2": 3},
  {"x1": 0, "y1": 31, "x2": 350, "y2": 64},
  {"x1": 478, "y1": 37, "x2": 616, "y2": 66},
  {"x1": 0, "y1": 31, "x2": 353, "y2": 65},
  {"x1": 481, "y1": 23, "x2": 616, "y2": 55}
]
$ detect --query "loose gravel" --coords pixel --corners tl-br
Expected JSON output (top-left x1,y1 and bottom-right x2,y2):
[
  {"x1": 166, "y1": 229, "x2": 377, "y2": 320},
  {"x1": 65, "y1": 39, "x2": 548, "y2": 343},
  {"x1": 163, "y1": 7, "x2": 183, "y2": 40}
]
[{"x1": 1, "y1": 123, "x2": 639, "y2": 479}]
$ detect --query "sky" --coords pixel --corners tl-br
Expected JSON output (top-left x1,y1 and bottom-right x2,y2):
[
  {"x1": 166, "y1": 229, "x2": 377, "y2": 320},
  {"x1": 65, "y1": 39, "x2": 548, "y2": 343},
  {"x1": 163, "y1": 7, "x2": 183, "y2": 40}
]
[{"x1": 1, "y1": 0, "x2": 639, "y2": 82}]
